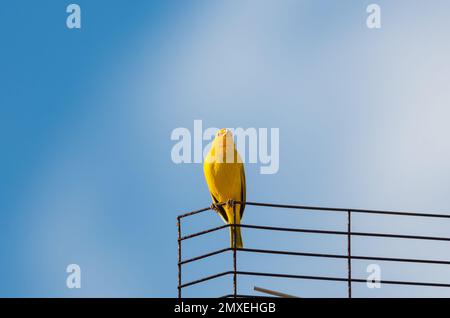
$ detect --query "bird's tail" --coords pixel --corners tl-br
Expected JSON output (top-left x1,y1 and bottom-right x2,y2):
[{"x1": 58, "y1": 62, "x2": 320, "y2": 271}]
[{"x1": 230, "y1": 224, "x2": 243, "y2": 248}]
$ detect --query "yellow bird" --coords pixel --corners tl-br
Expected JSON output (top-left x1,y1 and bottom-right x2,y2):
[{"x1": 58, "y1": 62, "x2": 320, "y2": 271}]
[{"x1": 204, "y1": 128, "x2": 246, "y2": 248}]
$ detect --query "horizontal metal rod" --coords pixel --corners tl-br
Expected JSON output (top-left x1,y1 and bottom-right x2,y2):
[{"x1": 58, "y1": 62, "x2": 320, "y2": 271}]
[
  {"x1": 177, "y1": 206, "x2": 211, "y2": 220},
  {"x1": 179, "y1": 224, "x2": 229, "y2": 241},
  {"x1": 179, "y1": 271, "x2": 233, "y2": 289},
  {"x1": 236, "y1": 271, "x2": 450, "y2": 288},
  {"x1": 180, "y1": 270, "x2": 450, "y2": 290},
  {"x1": 351, "y1": 254, "x2": 450, "y2": 265},
  {"x1": 351, "y1": 231, "x2": 450, "y2": 242},
  {"x1": 237, "y1": 271, "x2": 352, "y2": 283},
  {"x1": 177, "y1": 201, "x2": 450, "y2": 220},
  {"x1": 254, "y1": 286, "x2": 298, "y2": 298},
  {"x1": 220, "y1": 294, "x2": 273, "y2": 298},
  {"x1": 240, "y1": 248, "x2": 347, "y2": 259},
  {"x1": 180, "y1": 223, "x2": 450, "y2": 243},
  {"x1": 239, "y1": 248, "x2": 450, "y2": 265},
  {"x1": 239, "y1": 224, "x2": 450, "y2": 242},
  {"x1": 179, "y1": 224, "x2": 346, "y2": 242},
  {"x1": 178, "y1": 203, "x2": 227, "y2": 220},
  {"x1": 239, "y1": 224, "x2": 346, "y2": 235},
  {"x1": 242, "y1": 201, "x2": 450, "y2": 219},
  {"x1": 179, "y1": 246, "x2": 450, "y2": 268},
  {"x1": 179, "y1": 248, "x2": 231, "y2": 265}
]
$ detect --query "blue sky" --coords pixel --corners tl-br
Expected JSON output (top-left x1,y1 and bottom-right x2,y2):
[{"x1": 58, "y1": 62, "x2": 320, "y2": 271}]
[{"x1": 1, "y1": 0, "x2": 450, "y2": 297}]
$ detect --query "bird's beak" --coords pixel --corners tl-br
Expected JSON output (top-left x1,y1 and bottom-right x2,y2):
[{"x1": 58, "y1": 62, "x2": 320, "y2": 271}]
[
  {"x1": 217, "y1": 128, "x2": 233, "y2": 138},
  {"x1": 217, "y1": 128, "x2": 228, "y2": 137}
]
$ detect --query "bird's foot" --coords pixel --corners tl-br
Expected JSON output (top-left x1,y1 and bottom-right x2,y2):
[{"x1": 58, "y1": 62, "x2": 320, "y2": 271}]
[
  {"x1": 226, "y1": 199, "x2": 236, "y2": 208},
  {"x1": 210, "y1": 203, "x2": 220, "y2": 212}
]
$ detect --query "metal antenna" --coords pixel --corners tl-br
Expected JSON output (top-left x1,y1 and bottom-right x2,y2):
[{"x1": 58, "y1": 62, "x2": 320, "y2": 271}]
[{"x1": 254, "y1": 286, "x2": 299, "y2": 298}]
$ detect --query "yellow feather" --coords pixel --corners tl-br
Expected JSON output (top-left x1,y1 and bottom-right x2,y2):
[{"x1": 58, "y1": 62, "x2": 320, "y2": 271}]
[{"x1": 203, "y1": 129, "x2": 246, "y2": 248}]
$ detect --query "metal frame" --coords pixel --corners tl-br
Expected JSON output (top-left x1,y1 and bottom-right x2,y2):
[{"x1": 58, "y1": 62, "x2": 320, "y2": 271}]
[{"x1": 177, "y1": 201, "x2": 450, "y2": 298}]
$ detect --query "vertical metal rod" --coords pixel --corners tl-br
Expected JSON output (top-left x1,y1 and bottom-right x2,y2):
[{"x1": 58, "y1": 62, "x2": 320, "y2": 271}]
[
  {"x1": 177, "y1": 217, "x2": 182, "y2": 299},
  {"x1": 347, "y1": 210, "x2": 352, "y2": 298},
  {"x1": 233, "y1": 201, "x2": 237, "y2": 298}
]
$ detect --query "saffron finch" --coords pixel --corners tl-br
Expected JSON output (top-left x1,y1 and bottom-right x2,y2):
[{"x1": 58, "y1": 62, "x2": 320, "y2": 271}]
[{"x1": 204, "y1": 128, "x2": 246, "y2": 248}]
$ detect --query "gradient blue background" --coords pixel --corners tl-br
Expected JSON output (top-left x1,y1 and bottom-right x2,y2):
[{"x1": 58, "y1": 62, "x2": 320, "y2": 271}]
[{"x1": 1, "y1": 0, "x2": 450, "y2": 297}]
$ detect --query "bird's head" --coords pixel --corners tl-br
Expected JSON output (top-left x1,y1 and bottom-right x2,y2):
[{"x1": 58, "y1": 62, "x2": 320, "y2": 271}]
[
  {"x1": 210, "y1": 128, "x2": 241, "y2": 163},
  {"x1": 215, "y1": 128, "x2": 234, "y2": 146},
  {"x1": 216, "y1": 128, "x2": 232, "y2": 138}
]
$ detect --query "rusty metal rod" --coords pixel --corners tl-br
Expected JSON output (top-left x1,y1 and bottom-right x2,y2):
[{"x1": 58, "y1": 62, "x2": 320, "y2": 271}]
[
  {"x1": 178, "y1": 201, "x2": 450, "y2": 219},
  {"x1": 177, "y1": 218, "x2": 182, "y2": 299},
  {"x1": 254, "y1": 286, "x2": 298, "y2": 298},
  {"x1": 180, "y1": 223, "x2": 450, "y2": 244},
  {"x1": 179, "y1": 246, "x2": 450, "y2": 267},
  {"x1": 348, "y1": 210, "x2": 352, "y2": 298},
  {"x1": 180, "y1": 270, "x2": 450, "y2": 290},
  {"x1": 179, "y1": 247, "x2": 231, "y2": 265},
  {"x1": 233, "y1": 201, "x2": 237, "y2": 298}
]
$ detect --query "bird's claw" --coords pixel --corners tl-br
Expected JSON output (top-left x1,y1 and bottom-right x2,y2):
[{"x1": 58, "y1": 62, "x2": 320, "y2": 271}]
[
  {"x1": 211, "y1": 200, "x2": 236, "y2": 212},
  {"x1": 210, "y1": 203, "x2": 220, "y2": 212},
  {"x1": 226, "y1": 199, "x2": 236, "y2": 208}
]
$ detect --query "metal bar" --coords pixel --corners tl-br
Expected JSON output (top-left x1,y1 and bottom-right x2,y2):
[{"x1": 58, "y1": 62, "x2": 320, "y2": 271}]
[
  {"x1": 254, "y1": 286, "x2": 298, "y2": 298},
  {"x1": 179, "y1": 247, "x2": 231, "y2": 266},
  {"x1": 238, "y1": 224, "x2": 450, "y2": 242},
  {"x1": 178, "y1": 206, "x2": 212, "y2": 219},
  {"x1": 239, "y1": 247, "x2": 347, "y2": 259},
  {"x1": 177, "y1": 201, "x2": 450, "y2": 297},
  {"x1": 220, "y1": 294, "x2": 273, "y2": 298},
  {"x1": 181, "y1": 223, "x2": 450, "y2": 243},
  {"x1": 238, "y1": 247, "x2": 450, "y2": 265},
  {"x1": 180, "y1": 271, "x2": 232, "y2": 289},
  {"x1": 178, "y1": 203, "x2": 227, "y2": 219},
  {"x1": 347, "y1": 210, "x2": 352, "y2": 298},
  {"x1": 350, "y1": 208, "x2": 450, "y2": 219},
  {"x1": 178, "y1": 202, "x2": 450, "y2": 220},
  {"x1": 237, "y1": 271, "x2": 357, "y2": 283},
  {"x1": 238, "y1": 224, "x2": 347, "y2": 235},
  {"x1": 241, "y1": 201, "x2": 349, "y2": 212},
  {"x1": 240, "y1": 201, "x2": 450, "y2": 219},
  {"x1": 351, "y1": 255, "x2": 450, "y2": 265},
  {"x1": 179, "y1": 246, "x2": 450, "y2": 268},
  {"x1": 236, "y1": 271, "x2": 450, "y2": 288},
  {"x1": 180, "y1": 270, "x2": 450, "y2": 291},
  {"x1": 180, "y1": 224, "x2": 229, "y2": 241},
  {"x1": 177, "y1": 217, "x2": 182, "y2": 299},
  {"x1": 350, "y1": 231, "x2": 450, "y2": 242},
  {"x1": 233, "y1": 201, "x2": 237, "y2": 298}
]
